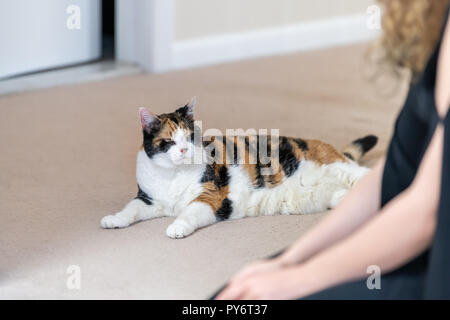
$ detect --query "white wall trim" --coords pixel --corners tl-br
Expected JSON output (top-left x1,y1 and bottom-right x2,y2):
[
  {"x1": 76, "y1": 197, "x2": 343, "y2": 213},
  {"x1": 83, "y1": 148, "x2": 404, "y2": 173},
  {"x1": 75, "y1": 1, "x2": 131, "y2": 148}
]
[
  {"x1": 115, "y1": 0, "x2": 136, "y2": 64},
  {"x1": 172, "y1": 14, "x2": 379, "y2": 70}
]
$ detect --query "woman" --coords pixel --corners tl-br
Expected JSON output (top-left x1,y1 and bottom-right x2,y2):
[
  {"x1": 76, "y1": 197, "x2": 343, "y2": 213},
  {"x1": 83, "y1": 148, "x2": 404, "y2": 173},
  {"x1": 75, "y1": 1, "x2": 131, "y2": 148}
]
[{"x1": 215, "y1": 0, "x2": 450, "y2": 300}]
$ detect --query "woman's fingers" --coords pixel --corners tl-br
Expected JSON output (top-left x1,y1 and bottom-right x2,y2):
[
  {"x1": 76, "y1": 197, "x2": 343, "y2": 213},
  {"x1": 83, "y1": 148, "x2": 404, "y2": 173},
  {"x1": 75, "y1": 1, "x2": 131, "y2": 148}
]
[
  {"x1": 215, "y1": 280, "x2": 247, "y2": 300},
  {"x1": 237, "y1": 279, "x2": 263, "y2": 300},
  {"x1": 216, "y1": 260, "x2": 284, "y2": 300},
  {"x1": 216, "y1": 265, "x2": 261, "y2": 300}
]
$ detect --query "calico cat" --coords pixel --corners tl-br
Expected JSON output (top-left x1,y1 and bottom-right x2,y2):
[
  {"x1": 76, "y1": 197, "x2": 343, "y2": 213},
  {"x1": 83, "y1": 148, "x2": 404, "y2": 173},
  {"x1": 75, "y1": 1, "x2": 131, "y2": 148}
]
[{"x1": 101, "y1": 97, "x2": 377, "y2": 238}]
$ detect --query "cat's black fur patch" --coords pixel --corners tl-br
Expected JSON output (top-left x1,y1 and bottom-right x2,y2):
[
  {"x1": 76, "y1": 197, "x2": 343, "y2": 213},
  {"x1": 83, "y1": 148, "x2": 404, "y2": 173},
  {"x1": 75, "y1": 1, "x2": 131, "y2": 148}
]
[
  {"x1": 175, "y1": 105, "x2": 191, "y2": 120},
  {"x1": 200, "y1": 164, "x2": 215, "y2": 183},
  {"x1": 158, "y1": 139, "x2": 176, "y2": 152},
  {"x1": 343, "y1": 152, "x2": 355, "y2": 161},
  {"x1": 200, "y1": 164, "x2": 229, "y2": 188},
  {"x1": 279, "y1": 137, "x2": 299, "y2": 177},
  {"x1": 217, "y1": 165, "x2": 230, "y2": 187},
  {"x1": 353, "y1": 135, "x2": 378, "y2": 153},
  {"x1": 135, "y1": 185, "x2": 153, "y2": 205},
  {"x1": 167, "y1": 114, "x2": 179, "y2": 125},
  {"x1": 293, "y1": 138, "x2": 309, "y2": 151},
  {"x1": 216, "y1": 198, "x2": 232, "y2": 220},
  {"x1": 254, "y1": 161, "x2": 265, "y2": 188},
  {"x1": 142, "y1": 129, "x2": 174, "y2": 159},
  {"x1": 142, "y1": 123, "x2": 162, "y2": 158},
  {"x1": 244, "y1": 136, "x2": 265, "y2": 188},
  {"x1": 233, "y1": 140, "x2": 239, "y2": 164}
]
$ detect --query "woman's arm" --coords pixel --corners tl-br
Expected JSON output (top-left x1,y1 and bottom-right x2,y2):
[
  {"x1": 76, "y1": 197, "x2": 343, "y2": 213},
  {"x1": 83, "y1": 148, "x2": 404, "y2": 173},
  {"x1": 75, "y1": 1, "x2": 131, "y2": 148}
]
[
  {"x1": 287, "y1": 125, "x2": 443, "y2": 298},
  {"x1": 217, "y1": 15, "x2": 450, "y2": 300},
  {"x1": 218, "y1": 124, "x2": 443, "y2": 300},
  {"x1": 224, "y1": 157, "x2": 385, "y2": 284},
  {"x1": 291, "y1": 12, "x2": 449, "y2": 297}
]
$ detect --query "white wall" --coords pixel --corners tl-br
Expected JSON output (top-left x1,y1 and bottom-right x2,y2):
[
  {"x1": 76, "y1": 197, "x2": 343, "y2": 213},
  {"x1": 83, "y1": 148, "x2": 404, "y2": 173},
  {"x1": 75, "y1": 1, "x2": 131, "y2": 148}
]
[
  {"x1": 172, "y1": 0, "x2": 378, "y2": 70},
  {"x1": 175, "y1": 0, "x2": 374, "y2": 40},
  {"x1": 116, "y1": 0, "x2": 378, "y2": 72},
  {"x1": 0, "y1": 0, "x2": 101, "y2": 79}
]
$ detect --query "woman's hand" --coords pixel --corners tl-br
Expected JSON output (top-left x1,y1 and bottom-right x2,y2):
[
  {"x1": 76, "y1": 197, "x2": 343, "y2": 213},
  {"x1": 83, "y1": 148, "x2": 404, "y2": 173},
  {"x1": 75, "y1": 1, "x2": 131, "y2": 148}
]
[{"x1": 215, "y1": 266, "x2": 314, "y2": 300}]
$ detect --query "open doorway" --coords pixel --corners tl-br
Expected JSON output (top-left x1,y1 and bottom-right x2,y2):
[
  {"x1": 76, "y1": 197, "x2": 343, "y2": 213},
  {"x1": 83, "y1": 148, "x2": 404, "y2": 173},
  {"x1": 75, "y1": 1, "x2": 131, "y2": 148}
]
[{"x1": 101, "y1": 0, "x2": 115, "y2": 59}]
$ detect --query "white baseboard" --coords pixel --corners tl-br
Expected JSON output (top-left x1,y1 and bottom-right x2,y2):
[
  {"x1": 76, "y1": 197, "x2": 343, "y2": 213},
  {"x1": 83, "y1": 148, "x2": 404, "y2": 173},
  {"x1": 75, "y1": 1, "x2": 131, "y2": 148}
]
[{"x1": 172, "y1": 14, "x2": 379, "y2": 70}]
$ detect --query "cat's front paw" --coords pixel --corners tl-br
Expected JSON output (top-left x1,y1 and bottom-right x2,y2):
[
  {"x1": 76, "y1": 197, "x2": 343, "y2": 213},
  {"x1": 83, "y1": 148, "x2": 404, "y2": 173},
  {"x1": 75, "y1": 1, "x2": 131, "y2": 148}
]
[
  {"x1": 100, "y1": 214, "x2": 130, "y2": 229},
  {"x1": 166, "y1": 221, "x2": 194, "y2": 239}
]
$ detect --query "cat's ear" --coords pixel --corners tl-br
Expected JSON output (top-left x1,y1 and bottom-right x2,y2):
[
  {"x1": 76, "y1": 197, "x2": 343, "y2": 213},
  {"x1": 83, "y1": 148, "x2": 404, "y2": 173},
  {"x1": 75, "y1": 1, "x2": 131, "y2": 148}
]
[
  {"x1": 176, "y1": 96, "x2": 196, "y2": 120},
  {"x1": 186, "y1": 96, "x2": 196, "y2": 113},
  {"x1": 139, "y1": 107, "x2": 159, "y2": 132}
]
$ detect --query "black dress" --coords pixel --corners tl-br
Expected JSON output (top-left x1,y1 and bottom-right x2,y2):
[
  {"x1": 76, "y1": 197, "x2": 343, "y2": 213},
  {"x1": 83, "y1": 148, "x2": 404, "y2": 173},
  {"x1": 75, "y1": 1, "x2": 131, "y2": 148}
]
[
  {"x1": 210, "y1": 9, "x2": 450, "y2": 300},
  {"x1": 303, "y1": 9, "x2": 450, "y2": 300}
]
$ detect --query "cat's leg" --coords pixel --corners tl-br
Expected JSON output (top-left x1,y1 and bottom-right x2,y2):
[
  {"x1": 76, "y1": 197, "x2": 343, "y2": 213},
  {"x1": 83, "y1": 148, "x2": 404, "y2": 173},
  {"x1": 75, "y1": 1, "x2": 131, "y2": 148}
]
[
  {"x1": 101, "y1": 199, "x2": 165, "y2": 229},
  {"x1": 308, "y1": 163, "x2": 368, "y2": 211},
  {"x1": 329, "y1": 188, "x2": 349, "y2": 209},
  {"x1": 326, "y1": 163, "x2": 369, "y2": 209},
  {"x1": 166, "y1": 202, "x2": 217, "y2": 239}
]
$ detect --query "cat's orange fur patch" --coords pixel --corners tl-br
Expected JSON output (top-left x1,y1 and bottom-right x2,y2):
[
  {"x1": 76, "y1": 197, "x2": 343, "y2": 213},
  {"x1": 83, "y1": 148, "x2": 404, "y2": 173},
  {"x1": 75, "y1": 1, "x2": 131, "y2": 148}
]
[
  {"x1": 194, "y1": 182, "x2": 229, "y2": 212},
  {"x1": 305, "y1": 140, "x2": 348, "y2": 164}
]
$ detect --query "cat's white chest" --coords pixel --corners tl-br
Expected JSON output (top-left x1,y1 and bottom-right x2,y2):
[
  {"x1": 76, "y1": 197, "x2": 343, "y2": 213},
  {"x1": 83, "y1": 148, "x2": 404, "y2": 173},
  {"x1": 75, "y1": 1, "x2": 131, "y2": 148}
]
[{"x1": 136, "y1": 150, "x2": 204, "y2": 215}]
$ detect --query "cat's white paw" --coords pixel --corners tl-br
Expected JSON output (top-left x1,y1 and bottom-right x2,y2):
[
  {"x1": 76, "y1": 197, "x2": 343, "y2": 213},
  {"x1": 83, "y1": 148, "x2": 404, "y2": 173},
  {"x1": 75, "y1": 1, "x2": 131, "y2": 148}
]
[
  {"x1": 101, "y1": 214, "x2": 130, "y2": 229},
  {"x1": 166, "y1": 221, "x2": 194, "y2": 239}
]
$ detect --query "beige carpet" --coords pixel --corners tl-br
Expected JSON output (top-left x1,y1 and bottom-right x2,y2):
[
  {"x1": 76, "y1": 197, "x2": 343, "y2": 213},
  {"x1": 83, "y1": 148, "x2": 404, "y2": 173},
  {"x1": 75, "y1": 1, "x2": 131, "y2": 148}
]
[{"x1": 0, "y1": 43, "x2": 408, "y2": 299}]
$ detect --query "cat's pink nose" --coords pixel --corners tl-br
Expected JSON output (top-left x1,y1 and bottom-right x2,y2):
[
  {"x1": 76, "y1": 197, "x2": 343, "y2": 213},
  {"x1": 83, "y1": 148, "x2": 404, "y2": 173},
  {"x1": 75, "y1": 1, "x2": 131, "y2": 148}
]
[{"x1": 180, "y1": 148, "x2": 188, "y2": 154}]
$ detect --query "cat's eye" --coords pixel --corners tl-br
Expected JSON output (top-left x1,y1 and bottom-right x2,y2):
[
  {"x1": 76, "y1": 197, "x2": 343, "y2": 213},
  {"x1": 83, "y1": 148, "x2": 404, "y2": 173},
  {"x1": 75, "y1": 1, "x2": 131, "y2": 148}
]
[
  {"x1": 162, "y1": 139, "x2": 174, "y2": 144},
  {"x1": 159, "y1": 139, "x2": 175, "y2": 147}
]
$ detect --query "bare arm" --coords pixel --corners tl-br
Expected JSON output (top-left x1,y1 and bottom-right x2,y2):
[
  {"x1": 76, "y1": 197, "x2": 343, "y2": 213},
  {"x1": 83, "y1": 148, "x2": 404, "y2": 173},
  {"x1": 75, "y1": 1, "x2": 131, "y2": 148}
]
[
  {"x1": 217, "y1": 14, "x2": 450, "y2": 300},
  {"x1": 226, "y1": 157, "x2": 385, "y2": 284},
  {"x1": 288, "y1": 16, "x2": 450, "y2": 297},
  {"x1": 218, "y1": 124, "x2": 443, "y2": 300},
  {"x1": 286, "y1": 124, "x2": 443, "y2": 298}
]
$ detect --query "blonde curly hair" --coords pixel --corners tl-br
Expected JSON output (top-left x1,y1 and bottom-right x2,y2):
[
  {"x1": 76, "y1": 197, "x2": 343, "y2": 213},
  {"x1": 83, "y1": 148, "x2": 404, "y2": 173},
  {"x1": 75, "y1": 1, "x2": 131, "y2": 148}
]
[{"x1": 377, "y1": 0, "x2": 449, "y2": 80}]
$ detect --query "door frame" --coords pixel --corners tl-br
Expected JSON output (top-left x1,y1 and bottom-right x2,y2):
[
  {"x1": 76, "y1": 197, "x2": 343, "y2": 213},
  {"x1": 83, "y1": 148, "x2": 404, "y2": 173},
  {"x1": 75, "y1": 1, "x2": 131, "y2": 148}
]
[{"x1": 115, "y1": 0, "x2": 174, "y2": 73}]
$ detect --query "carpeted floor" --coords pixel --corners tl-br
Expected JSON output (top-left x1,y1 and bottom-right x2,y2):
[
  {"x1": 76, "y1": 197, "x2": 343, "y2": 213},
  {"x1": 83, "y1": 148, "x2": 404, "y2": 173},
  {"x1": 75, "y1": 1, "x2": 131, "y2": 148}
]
[{"x1": 0, "y1": 43, "x2": 408, "y2": 299}]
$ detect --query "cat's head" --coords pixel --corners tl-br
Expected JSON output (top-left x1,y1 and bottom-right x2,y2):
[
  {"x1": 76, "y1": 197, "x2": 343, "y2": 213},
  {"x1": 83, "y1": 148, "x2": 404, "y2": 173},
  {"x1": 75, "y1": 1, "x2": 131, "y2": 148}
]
[{"x1": 139, "y1": 97, "x2": 199, "y2": 168}]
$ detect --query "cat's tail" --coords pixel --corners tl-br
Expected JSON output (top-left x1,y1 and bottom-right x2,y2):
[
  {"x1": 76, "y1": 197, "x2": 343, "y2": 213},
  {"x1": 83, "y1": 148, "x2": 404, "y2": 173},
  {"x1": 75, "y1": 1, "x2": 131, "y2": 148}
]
[{"x1": 342, "y1": 135, "x2": 378, "y2": 163}]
